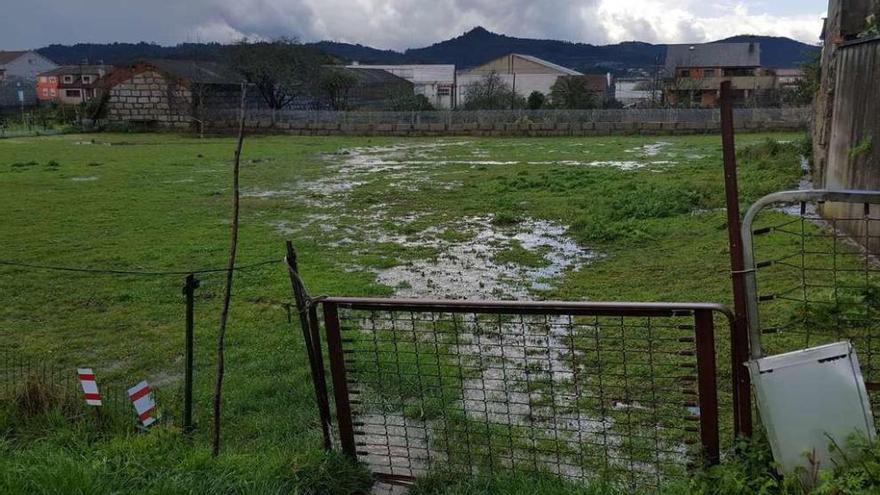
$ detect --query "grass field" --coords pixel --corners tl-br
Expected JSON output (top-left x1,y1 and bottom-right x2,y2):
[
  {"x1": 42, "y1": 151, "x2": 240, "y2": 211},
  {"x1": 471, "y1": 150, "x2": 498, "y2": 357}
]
[{"x1": 0, "y1": 131, "x2": 815, "y2": 493}]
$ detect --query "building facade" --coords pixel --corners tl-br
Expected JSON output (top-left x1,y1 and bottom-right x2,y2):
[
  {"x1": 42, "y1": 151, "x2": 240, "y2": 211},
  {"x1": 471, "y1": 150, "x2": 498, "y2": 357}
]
[
  {"x1": 105, "y1": 60, "x2": 247, "y2": 128},
  {"x1": 36, "y1": 65, "x2": 113, "y2": 104},
  {"x1": 346, "y1": 63, "x2": 456, "y2": 108},
  {"x1": 663, "y1": 43, "x2": 774, "y2": 107},
  {"x1": 456, "y1": 53, "x2": 583, "y2": 104},
  {"x1": 0, "y1": 51, "x2": 57, "y2": 81}
]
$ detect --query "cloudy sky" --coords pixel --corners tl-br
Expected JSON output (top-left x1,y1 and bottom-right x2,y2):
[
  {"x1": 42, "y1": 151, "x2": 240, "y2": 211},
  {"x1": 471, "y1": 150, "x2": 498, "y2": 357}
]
[{"x1": 3, "y1": 0, "x2": 826, "y2": 50}]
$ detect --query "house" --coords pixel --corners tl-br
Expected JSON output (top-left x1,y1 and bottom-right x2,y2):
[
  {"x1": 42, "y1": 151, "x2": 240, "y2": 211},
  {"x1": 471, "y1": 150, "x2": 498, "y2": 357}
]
[
  {"x1": 0, "y1": 51, "x2": 58, "y2": 81},
  {"x1": 105, "y1": 59, "x2": 249, "y2": 128},
  {"x1": 456, "y1": 53, "x2": 583, "y2": 104},
  {"x1": 346, "y1": 63, "x2": 456, "y2": 108},
  {"x1": 36, "y1": 65, "x2": 113, "y2": 104},
  {"x1": 774, "y1": 68, "x2": 805, "y2": 91},
  {"x1": 663, "y1": 43, "x2": 775, "y2": 107}
]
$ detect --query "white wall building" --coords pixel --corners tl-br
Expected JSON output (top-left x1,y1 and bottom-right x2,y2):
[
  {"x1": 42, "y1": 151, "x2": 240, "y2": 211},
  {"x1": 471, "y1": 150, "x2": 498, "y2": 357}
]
[
  {"x1": 456, "y1": 53, "x2": 582, "y2": 105},
  {"x1": 346, "y1": 63, "x2": 456, "y2": 109},
  {"x1": 0, "y1": 51, "x2": 58, "y2": 81}
]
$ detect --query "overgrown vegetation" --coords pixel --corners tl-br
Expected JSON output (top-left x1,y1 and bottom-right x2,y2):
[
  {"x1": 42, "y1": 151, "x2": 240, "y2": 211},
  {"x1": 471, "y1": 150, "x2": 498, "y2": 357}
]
[{"x1": 1, "y1": 131, "x2": 858, "y2": 493}]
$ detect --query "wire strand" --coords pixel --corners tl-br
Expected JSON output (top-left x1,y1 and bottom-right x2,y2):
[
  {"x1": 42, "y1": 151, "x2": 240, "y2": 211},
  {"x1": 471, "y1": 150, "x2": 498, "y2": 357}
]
[{"x1": 0, "y1": 258, "x2": 281, "y2": 276}]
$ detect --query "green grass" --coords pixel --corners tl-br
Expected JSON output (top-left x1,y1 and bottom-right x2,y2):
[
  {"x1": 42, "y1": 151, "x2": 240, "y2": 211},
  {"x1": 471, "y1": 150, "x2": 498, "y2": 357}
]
[{"x1": 0, "y1": 131, "x2": 837, "y2": 493}]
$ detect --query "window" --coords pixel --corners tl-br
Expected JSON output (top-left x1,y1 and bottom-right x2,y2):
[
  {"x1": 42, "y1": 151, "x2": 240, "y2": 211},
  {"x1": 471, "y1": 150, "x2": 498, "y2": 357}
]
[
  {"x1": 679, "y1": 69, "x2": 690, "y2": 77},
  {"x1": 49, "y1": 77, "x2": 57, "y2": 83},
  {"x1": 63, "y1": 75, "x2": 74, "y2": 84},
  {"x1": 82, "y1": 75, "x2": 93, "y2": 84},
  {"x1": 50, "y1": 89, "x2": 56, "y2": 97},
  {"x1": 437, "y1": 86, "x2": 451, "y2": 96},
  {"x1": 42, "y1": 88, "x2": 49, "y2": 96},
  {"x1": 65, "y1": 89, "x2": 81, "y2": 98},
  {"x1": 704, "y1": 69, "x2": 716, "y2": 77}
]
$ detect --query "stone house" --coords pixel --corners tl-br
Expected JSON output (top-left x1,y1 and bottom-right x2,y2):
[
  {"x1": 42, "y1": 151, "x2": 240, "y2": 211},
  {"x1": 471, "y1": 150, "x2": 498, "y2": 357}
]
[{"x1": 105, "y1": 59, "x2": 247, "y2": 128}]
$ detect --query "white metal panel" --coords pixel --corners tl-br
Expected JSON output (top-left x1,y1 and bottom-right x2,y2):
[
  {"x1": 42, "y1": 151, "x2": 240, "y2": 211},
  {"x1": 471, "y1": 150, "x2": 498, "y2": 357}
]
[{"x1": 747, "y1": 341, "x2": 876, "y2": 474}]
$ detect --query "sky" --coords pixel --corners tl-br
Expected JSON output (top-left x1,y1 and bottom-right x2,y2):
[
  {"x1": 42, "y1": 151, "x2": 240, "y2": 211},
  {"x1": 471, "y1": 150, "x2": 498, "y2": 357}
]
[{"x1": 2, "y1": 0, "x2": 827, "y2": 50}]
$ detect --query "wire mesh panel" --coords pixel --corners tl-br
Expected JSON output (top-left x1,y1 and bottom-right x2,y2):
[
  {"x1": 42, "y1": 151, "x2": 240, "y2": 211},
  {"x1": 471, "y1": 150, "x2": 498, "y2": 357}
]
[
  {"x1": 743, "y1": 190, "x2": 880, "y2": 418},
  {"x1": 320, "y1": 299, "x2": 726, "y2": 492}
]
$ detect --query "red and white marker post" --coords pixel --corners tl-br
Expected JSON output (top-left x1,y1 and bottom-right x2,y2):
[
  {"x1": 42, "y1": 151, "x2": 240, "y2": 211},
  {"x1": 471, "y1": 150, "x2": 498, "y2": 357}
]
[
  {"x1": 128, "y1": 380, "x2": 156, "y2": 427},
  {"x1": 77, "y1": 368, "x2": 102, "y2": 406}
]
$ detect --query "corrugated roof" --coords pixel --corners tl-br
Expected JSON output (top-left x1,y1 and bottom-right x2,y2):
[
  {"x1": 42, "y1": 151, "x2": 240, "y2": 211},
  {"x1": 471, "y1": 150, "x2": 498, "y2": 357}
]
[
  {"x1": 0, "y1": 51, "x2": 28, "y2": 65},
  {"x1": 140, "y1": 59, "x2": 245, "y2": 85},
  {"x1": 664, "y1": 43, "x2": 761, "y2": 74},
  {"x1": 512, "y1": 54, "x2": 582, "y2": 75}
]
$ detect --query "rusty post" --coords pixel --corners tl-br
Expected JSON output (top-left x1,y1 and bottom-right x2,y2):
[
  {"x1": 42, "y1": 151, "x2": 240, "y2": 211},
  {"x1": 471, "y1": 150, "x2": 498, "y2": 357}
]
[
  {"x1": 323, "y1": 302, "x2": 357, "y2": 458},
  {"x1": 182, "y1": 273, "x2": 199, "y2": 434},
  {"x1": 720, "y1": 81, "x2": 753, "y2": 438},
  {"x1": 694, "y1": 309, "x2": 720, "y2": 465},
  {"x1": 285, "y1": 241, "x2": 333, "y2": 451}
]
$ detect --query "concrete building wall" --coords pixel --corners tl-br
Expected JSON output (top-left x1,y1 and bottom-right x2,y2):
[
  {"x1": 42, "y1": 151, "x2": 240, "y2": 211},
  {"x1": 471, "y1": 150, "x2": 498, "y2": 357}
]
[
  {"x1": 456, "y1": 73, "x2": 561, "y2": 104},
  {"x1": 346, "y1": 65, "x2": 456, "y2": 108},
  {"x1": 467, "y1": 54, "x2": 574, "y2": 76},
  {"x1": 106, "y1": 71, "x2": 192, "y2": 127}
]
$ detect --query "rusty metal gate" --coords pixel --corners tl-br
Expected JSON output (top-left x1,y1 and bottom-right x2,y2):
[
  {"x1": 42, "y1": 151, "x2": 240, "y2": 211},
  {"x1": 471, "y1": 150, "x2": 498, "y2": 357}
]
[{"x1": 303, "y1": 296, "x2": 735, "y2": 492}]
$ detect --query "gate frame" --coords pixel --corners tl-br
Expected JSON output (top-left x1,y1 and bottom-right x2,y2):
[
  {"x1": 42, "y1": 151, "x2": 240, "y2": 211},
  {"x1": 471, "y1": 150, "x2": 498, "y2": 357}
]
[
  {"x1": 740, "y1": 189, "x2": 880, "y2": 359},
  {"x1": 318, "y1": 296, "x2": 736, "y2": 483}
]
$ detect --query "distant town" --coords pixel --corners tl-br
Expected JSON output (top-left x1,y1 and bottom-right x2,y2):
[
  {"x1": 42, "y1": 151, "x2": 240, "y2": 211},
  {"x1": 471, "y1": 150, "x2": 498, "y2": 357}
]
[{"x1": 0, "y1": 27, "x2": 819, "y2": 133}]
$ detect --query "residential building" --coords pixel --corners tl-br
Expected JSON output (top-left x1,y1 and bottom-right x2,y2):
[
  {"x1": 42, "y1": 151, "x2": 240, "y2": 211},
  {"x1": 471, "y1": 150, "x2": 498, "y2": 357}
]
[
  {"x1": 775, "y1": 68, "x2": 806, "y2": 91},
  {"x1": 346, "y1": 63, "x2": 456, "y2": 108},
  {"x1": 36, "y1": 65, "x2": 113, "y2": 104},
  {"x1": 105, "y1": 59, "x2": 250, "y2": 128},
  {"x1": 663, "y1": 43, "x2": 775, "y2": 107},
  {"x1": 456, "y1": 53, "x2": 583, "y2": 104},
  {"x1": 0, "y1": 51, "x2": 57, "y2": 81}
]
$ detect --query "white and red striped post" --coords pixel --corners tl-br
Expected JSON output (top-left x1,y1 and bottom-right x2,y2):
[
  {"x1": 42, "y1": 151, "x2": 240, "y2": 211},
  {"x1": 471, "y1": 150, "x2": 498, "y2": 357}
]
[
  {"x1": 128, "y1": 380, "x2": 156, "y2": 427},
  {"x1": 77, "y1": 368, "x2": 102, "y2": 406}
]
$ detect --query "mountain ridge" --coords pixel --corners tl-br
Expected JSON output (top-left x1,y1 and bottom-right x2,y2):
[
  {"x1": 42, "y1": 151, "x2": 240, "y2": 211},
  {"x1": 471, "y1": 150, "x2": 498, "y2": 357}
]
[{"x1": 35, "y1": 26, "x2": 819, "y2": 73}]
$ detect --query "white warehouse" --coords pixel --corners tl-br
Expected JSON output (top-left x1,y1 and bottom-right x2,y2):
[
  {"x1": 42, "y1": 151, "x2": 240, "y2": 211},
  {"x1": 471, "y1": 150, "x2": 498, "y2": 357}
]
[{"x1": 346, "y1": 63, "x2": 456, "y2": 109}]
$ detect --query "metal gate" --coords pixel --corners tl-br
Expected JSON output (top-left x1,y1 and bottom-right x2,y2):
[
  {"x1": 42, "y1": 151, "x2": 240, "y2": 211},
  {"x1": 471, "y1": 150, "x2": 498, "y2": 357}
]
[
  {"x1": 306, "y1": 297, "x2": 734, "y2": 492},
  {"x1": 742, "y1": 189, "x2": 880, "y2": 416}
]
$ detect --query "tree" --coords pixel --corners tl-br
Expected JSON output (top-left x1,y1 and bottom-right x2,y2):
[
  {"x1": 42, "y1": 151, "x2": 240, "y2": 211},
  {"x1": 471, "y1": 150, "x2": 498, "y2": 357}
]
[
  {"x1": 317, "y1": 68, "x2": 358, "y2": 110},
  {"x1": 527, "y1": 91, "x2": 546, "y2": 110},
  {"x1": 385, "y1": 90, "x2": 435, "y2": 111},
  {"x1": 463, "y1": 72, "x2": 524, "y2": 110},
  {"x1": 549, "y1": 76, "x2": 596, "y2": 109},
  {"x1": 782, "y1": 50, "x2": 821, "y2": 107},
  {"x1": 213, "y1": 83, "x2": 247, "y2": 457},
  {"x1": 227, "y1": 38, "x2": 323, "y2": 115}
]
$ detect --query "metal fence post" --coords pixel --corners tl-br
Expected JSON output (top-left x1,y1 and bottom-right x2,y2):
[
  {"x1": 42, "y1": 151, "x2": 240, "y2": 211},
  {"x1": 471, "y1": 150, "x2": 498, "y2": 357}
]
[
  {"x1": 720, "y1": 81, "x2": 753, "y2": 438},
  {"x1": 285, "y1": 241, "x2": 333, "y2": 451},
  {"x1": 323, "y1": 302, "x2": 356, "y2": 458},
  {"x1": 183, "y1": 273, "x2": 199, "y2": 433},
  {"x1": 694, "y1": 309, "x2": 720, "y2": 465}
]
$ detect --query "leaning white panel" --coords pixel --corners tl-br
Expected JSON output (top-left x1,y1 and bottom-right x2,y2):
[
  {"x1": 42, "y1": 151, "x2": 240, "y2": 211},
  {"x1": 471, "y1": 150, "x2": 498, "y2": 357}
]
[{"x1": 747, "y1": 341, "x2": 876, "y2": 474}]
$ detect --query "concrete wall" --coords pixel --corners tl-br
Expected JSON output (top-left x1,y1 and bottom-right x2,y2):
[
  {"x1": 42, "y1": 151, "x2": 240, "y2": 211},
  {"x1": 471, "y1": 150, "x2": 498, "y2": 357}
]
[
  {"x1": 819, "y1": 38, "x2": 880, "y2": 252},
  {"x1": 107, "y1": 71, "x2": 192, "y2": 127},
  {"x1": 205, "y1": 117, "x2": 805, "y2": 137},
  {"x1": 457, "y1": 73, "x2": 561, "y2": 103}
]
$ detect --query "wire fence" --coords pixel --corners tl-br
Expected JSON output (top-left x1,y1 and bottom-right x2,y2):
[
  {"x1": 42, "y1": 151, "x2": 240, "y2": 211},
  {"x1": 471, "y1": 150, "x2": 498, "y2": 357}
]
[
  {"x1": 315, "y1": 298, "x2": 732, "y2": 492},
  {"x1": 743, "y1": 190, "x2": 880, "y2": 422},
  {"x1": 209, "y1": 106, "x2": 810, "y2": 127}
]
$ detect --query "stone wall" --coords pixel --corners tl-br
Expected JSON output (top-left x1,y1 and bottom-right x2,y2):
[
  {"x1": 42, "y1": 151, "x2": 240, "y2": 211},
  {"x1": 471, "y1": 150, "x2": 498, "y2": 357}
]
[
  {"x1": 107, "y1": 71, "x2": 192, "y2": 127},
  {"x1": 205, "y1": 118, "x2": 806, "y2": 137}
]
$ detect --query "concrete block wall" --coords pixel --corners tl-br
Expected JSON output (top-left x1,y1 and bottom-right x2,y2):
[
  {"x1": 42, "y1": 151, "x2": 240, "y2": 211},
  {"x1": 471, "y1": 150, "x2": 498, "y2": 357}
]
[
  {"x1": 205, "y1": 117, "x2": 807, "y2": 137},
  {"x1": 107, "y1": 71, "x2": 192, "y2": 127}
]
